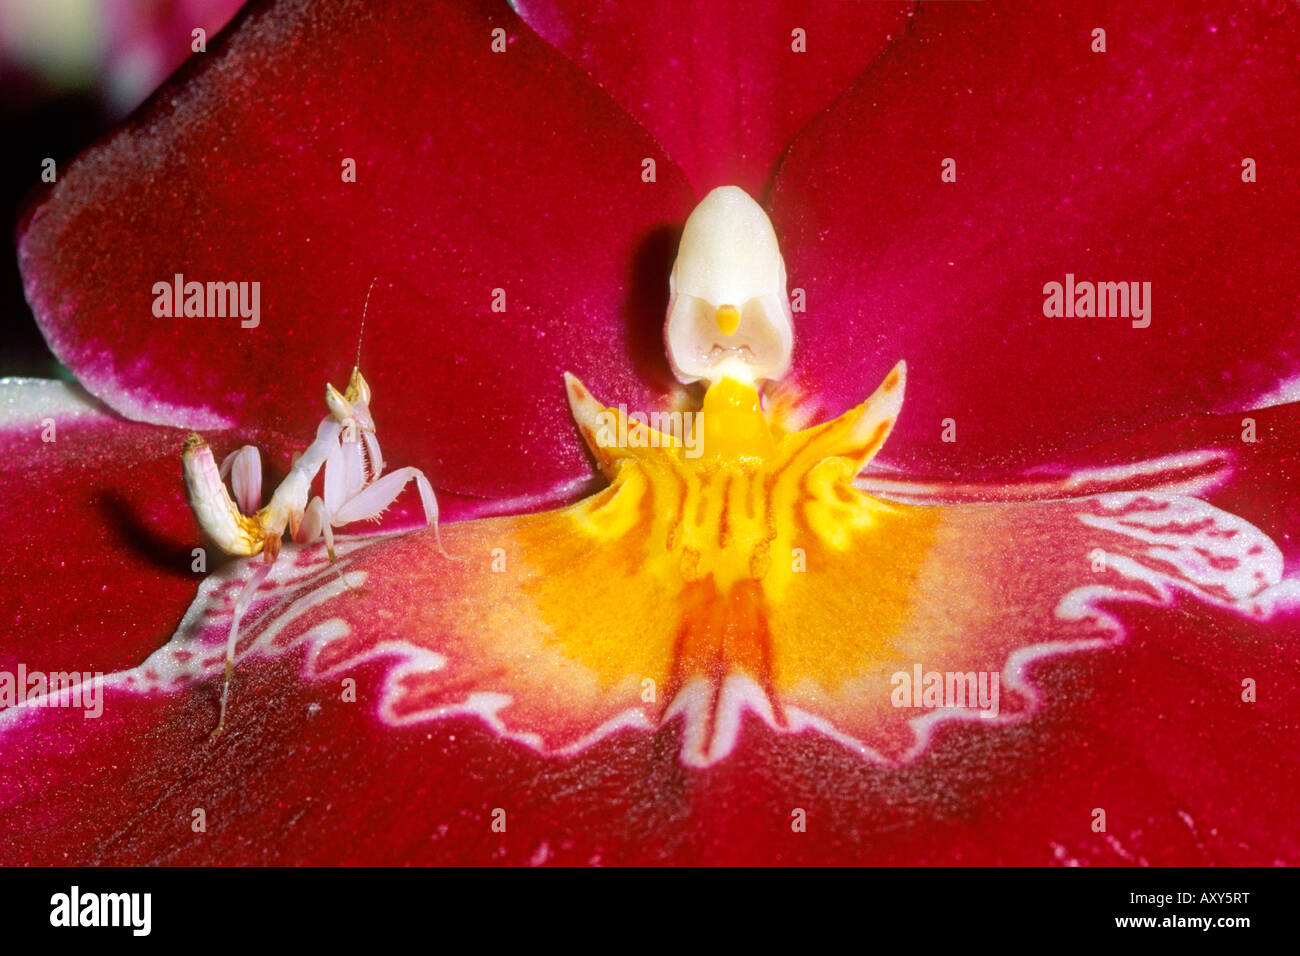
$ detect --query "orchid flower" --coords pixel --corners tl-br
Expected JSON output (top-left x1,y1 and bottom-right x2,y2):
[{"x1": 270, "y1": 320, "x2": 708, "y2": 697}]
[{"x1": 1, "y1": 0, "x2": 1298, "y2": 866}]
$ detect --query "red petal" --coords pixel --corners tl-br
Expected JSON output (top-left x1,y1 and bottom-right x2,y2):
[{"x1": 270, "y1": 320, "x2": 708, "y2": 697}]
[
  {"x1": 770, "y1": 0, "x2": 1300, "y2": 479},
  {"x1": 2, "y1": 401, "x2": 1294, "y2": 863},
  {"x1": 0, "y1": 379, "x2": 313, "y2": 677},
  {"x1": 514, "y1": 0, "x2": 913, "y2": 195},
  {"x1": 18, "y1": 0, "x2": 696, "y2": 502}
]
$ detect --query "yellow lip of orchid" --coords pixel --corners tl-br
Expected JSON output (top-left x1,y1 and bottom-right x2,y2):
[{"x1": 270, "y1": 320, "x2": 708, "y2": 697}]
[{"x1": 565, "y1": 360, "x2": 906, "y2": 608}]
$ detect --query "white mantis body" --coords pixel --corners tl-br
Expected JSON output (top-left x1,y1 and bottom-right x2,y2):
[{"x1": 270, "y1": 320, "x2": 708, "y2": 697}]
[{"x1": 182, "y1": 366, "x2": 444, "y2": 738}]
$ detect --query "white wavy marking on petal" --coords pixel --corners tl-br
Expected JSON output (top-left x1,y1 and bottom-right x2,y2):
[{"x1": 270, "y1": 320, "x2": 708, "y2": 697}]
[
  {"x1": 111, "y1": 550, "x2": 369, "y2": 695},
  {"x1": 378, "y1": 687, "x2": 654, "y2": 758},
  {"x1": 664, "y1": 676, "x2": 781, "y2": 768},
  {"x1": 1078, "y1": 493, "x2": 1279, "y2": 605},
  {"x1": 903, "y1": 495, "x2": 1298, "y2": 762}
]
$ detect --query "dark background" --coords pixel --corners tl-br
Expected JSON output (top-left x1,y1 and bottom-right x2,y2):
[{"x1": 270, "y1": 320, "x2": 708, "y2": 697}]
[
  {"x1": 0, "y1": 0, "x2": 244, "y2": 377},
  {"x1": 0, "y1": 83, "x2": 99, "y2": 378}
]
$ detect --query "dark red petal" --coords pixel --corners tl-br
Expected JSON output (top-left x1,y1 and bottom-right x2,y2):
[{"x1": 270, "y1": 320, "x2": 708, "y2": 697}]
[
  {"x1": 0, "y1": 380, "x2": 271, "y2": 676},
  {"x1": 514, "y1": 0, "x2": 913, "y2": 196},
  {"x1": 2, "y1": 401, "x2": 1295, "y2": 864},
  {"x1": 770, "y1": 0, "x2": 1300, "y2": 479},
  {"x1": 18, "y1": 0, "x2": 696, "y2": 502}
]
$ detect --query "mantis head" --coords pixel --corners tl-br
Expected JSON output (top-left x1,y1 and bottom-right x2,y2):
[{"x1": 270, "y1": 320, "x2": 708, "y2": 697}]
[{"x1": 326, "y1": 366, "x2": 375, "y2": 440}]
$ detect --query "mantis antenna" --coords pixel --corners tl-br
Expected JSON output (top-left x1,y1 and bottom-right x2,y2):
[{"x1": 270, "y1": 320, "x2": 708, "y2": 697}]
[{"x1": 357, "y1": 276, "x2": 383, "y2": 370}]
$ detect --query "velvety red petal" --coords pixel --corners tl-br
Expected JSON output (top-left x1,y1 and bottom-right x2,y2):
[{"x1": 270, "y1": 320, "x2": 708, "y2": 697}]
[
  {"x1": 769, "y1": 0, "x2": 1300, "y2": 479},
  {"x1": 513, "y1": 0, "x2": 913, "y2": 196},
  {"x1": 18, "y1": 0, "x2": 696, "y2": 502},
  {"x1": 0, "y1": 378, "x2": 336, "y2": 677},
  {"x1": 2, "y1": 401, "x2": 1295, "y2": 864}
]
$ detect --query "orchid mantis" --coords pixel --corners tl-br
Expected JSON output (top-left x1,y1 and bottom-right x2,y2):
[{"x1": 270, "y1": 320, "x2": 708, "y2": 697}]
[{"x1": 182, "y1": 366, "x2": 444, "y2": 737}]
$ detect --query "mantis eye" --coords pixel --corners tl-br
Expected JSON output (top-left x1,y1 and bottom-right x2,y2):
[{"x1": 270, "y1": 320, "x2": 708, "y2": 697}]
[
  {"x1": 344, "y1": 366, "x2": 371, "y2": 406},
  {"x1": 325, "y1": 382, "x2": 354, "y2": 423},
  {"x1": 665, "y1": 186, "x2": 794, "y2": 387}
]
